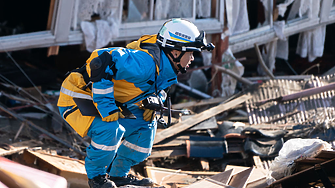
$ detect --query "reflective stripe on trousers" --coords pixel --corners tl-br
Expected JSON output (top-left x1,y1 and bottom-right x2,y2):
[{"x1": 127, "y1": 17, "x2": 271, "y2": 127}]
[
  {"x1": 85, "y1": 118, "x2": 125, "y2": 179},
  {"x1": 122, "y1": 140, "x2": 152, "y2": 154}
]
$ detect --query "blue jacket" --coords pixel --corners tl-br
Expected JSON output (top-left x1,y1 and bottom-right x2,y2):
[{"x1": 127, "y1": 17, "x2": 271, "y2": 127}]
[{"x1": 57, "y1": 34, "x2": 178, "y2": 136}]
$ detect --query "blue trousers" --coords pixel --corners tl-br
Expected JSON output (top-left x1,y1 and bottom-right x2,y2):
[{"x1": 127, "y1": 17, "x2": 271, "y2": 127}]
[{"x1": 59, "y1": 105, "x2": 156, "y2": 179}]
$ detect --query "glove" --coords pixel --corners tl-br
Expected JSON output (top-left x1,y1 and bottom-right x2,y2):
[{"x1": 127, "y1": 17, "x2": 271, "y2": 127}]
[
  {"x1": 102, "y1": 112, "x2": 125, "y2": 122},
  {"x1": 143, "y1": 108, "x2": 155, "y2": 122}
]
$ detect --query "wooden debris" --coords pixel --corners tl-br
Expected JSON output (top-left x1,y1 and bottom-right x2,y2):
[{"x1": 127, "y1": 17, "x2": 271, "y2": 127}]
[
  {"x1": 253, "y1": 156, "x2": 264, "y2": 170},
  {"x1": 172, "y1": 97, "x2": 228, "y2": 110},
  {"x1": 0, "y1": 140, "x2": 43, "y2": 157},
  {"x1": 181, "y1": 115, "x2": 218, "y2": 131},
  {"x1": 154, "y1": 94, "x2": 252, "y2": 144},
  {"x1": 0, "y1": 156, "x2": 67, "y2": 188},
  {"x1": 21, "y1": 149, "x2": 88, "y2": 188},
  {"x1": 185, "y1": 165, "x2": 267, "y2": 188},
  {"x1": 268, "y1": 150, "x2": 335, "y2": 188},
  {"x1": 145, "y1": 166, "x2": 219, "y2": 188},
  {"x1": 150, "y1": 146, "x2": 187, "y2": 159},
  {"x1": 229, "y1": 167, "x2": 254, "y2": 188},
  {"x1": 0, "y1": 102, "x2": 86, "y2": 156}
]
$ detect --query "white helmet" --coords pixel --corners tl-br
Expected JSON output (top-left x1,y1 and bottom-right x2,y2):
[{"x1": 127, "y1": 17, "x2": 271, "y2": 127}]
[{"x1": 157, "y1": 18, "x2": 214, "y2": 52}]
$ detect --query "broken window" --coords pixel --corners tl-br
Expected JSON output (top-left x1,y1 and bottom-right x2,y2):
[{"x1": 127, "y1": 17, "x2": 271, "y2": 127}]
[{"x1": 121, "y1": 0, "x2": 213, "y2": 23}]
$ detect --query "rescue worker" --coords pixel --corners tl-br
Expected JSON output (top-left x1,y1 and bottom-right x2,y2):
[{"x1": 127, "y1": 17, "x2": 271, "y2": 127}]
[{"x1": 57, "y1": 18, "x2": 214, "y2": 188}]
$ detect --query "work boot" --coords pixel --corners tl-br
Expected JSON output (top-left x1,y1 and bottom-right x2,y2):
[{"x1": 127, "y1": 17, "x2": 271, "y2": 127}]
[
  {"x1": 109, "y1": 174, "x2": 154, "y2": 187},
  {"x1": 88, "y1": 174, "x2": 117, "y2": 188}
]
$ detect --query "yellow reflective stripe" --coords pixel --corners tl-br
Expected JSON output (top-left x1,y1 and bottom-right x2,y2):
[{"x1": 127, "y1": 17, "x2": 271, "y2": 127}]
[
  {"x1": 60, "y1": 87, "x2": 92, "y2": 100},
  {"x1": 92, "y1": 87, "x2": 114, "y2": 94},
  {"x1": 91, "y1": 140, "x2": 118, "y2": 151},
  {"x1": 123, "y1": 140, "x2": 151, "y2": 153}
]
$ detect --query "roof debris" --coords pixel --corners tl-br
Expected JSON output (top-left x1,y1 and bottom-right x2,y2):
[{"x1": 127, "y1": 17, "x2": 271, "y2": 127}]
[{"x1": 1, "y1": 73, "x2": 335, "y2": 187}]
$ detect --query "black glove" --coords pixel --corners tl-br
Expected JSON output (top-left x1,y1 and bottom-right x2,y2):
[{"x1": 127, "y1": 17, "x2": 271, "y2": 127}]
[{"x1": 141, "y1": 96, "x2": 163, "y2": 111}]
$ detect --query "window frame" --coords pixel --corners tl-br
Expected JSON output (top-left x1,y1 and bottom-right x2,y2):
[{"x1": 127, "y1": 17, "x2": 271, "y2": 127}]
[{"x1": 229, "y1": 0, "x2": 335, "y2": 53}]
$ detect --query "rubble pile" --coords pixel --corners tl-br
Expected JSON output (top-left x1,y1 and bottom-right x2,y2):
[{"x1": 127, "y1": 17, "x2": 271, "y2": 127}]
[{"x1": 1, "y1": 72, "x2": 335, "y2": 188}]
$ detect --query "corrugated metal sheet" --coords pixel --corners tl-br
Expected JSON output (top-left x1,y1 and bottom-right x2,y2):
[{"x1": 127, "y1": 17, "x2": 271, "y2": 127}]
[{"x1": 245, "y1": 74, "x2": 335, "y2": 126}]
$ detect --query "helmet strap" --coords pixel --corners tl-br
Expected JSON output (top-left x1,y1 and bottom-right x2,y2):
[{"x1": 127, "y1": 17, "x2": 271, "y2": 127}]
[
  {"x1": 166, "y1": 50, "x2": 187, "y2": 73},
  {"x1": 177, "y1": 63, "x2": 187, "y2": 74}
]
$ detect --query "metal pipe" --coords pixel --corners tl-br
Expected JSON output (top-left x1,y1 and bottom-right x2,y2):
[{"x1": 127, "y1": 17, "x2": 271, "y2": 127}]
[
  {"x1": 176, "y1": 82, "x2": 213, "y2": 99},
  {"x1": 214, "y1": 65, "x2": 254, "y2": 86},
  {"x1": 254, "y1": 43, "x2": 275, "y2": 79}
]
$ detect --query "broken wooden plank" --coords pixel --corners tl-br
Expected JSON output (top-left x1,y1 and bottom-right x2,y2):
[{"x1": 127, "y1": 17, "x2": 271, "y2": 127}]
[
  {"x1": 187, "y1": 166, "x2": 267, "y2": 188},
  {"x1": 0, "y1": 140, "x2": 42, "y2": 157},
  {"x1": 229, "y1": 167, "x2": 253, "y2": 188},
  {"x1": 153, "y1": 135, "x2": 189, "y2": 148},
  {"x1": 314, "y1": 150, "x2": 335, "y2": 160},
  {"x1": 246, "y1": 177, "x2": 268, "y2": 188},
  {"x1": 267, "y1": 157, "x2": 335, "y2": 188},
  {"x1": 181, "y1": 115, "x2": 218, "y2": 131},
  {"x1": 150, "y1": 150, "x2": 185, "y2": 159},
  {"x1": 185, "y1": 169, "x2": 235, "y2": 187},
  {"x1": 246, "y1": 168, "x2": 268, "y2": 185},
  {"x1": 172, "y1": 97, "x2": 228, "y2": 109},
  {"x1": 224, "y1": 165, "x2": 250, "y2": 175},
  {"x1": 22, "y1": 149, "x2": 88, "y2": 188},
  {"x1": 145, "y1": 166, "x2": 219, "y2": 188},
  {"x1": 253, "y1": 156, "x2": 264, "y2": 170},
  {"x1": 185, "y1": 179, "x2": 233, "y2": 187},
  {"x1": 150, "y1": 147, "x2": 186, "y2": 159},
  {"x1": 154, "y1": 94, "x2": 252, "y2": 144},
  {"x1": 209, "y1": 169, "x2": 234, "y2": 185},
  {"x1": 227, "y1": 167, "x2": 267, "y2": 188},
  {"x1": 295, "y1": 157, "x2": 328, "y2": 171}
]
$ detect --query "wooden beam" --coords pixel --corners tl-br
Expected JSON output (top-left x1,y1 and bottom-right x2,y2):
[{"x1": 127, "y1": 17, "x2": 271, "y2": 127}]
[
  {"x1": 46, "y1": 0, "x2": 56, "y2": 30},
  {"x1": 180, "y1": 115, "x2": 218, "y2": 131},
  {"x1": 47, "y1": 0, "x2": 59, "y2": 56},
  {"x1": 268, "y1": 157, "x2": 335, "y2": 188},
  {"x1": 22, "y1": 150, "x2": 87, "y2": 188},
  {"x1": 229, "y1": 167, "x2": 253, "y2": 188},
  {"x1": 154, "y1": 94, "x2": 252, "y2": 144},
  {"x1": 47, "y1": 46, "x2": 59, "y2": 57},
  {"x1": 172, "y1": 96, "x2": 228, "y2": 109},
  {"x1": 149, "y1": 148, "x2": 186, "y2": 158}
]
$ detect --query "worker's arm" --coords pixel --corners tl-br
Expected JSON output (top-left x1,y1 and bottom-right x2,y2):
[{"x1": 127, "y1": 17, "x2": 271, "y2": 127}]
[
  {"x1": 89, "y1": 51, "x2": 120, "y2": 120},
  {"x1": 92, "y1": 78, "x2": 120, "y2": 120}
]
